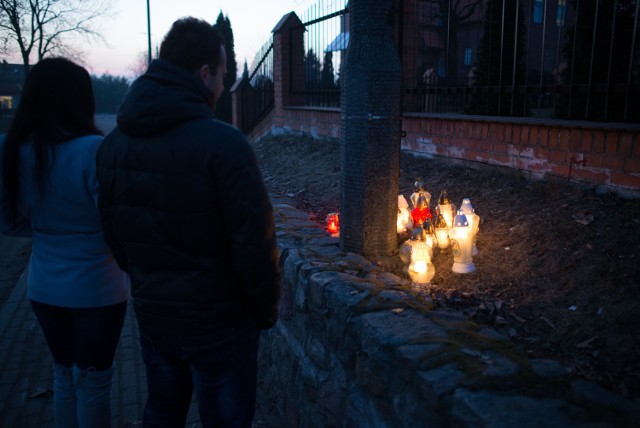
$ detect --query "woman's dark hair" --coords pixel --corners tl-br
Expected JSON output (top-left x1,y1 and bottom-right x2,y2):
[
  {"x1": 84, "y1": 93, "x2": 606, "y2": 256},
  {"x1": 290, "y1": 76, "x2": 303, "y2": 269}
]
[
  {"x1": 1, "y1": 57, "x2": 101, "y2": 222},
  {"x1": 159, "y1": 17, "x2": 225, "y2": 73}
]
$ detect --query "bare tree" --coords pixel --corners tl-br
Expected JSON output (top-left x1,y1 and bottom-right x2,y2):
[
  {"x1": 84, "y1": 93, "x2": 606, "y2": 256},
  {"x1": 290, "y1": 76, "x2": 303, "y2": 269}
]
[
  {"x1": 127, "y1": 50, "x2": 149, "y2": 79},
  {"x1": 0, "y1": 0, "x2": 112, "y2": 77}
]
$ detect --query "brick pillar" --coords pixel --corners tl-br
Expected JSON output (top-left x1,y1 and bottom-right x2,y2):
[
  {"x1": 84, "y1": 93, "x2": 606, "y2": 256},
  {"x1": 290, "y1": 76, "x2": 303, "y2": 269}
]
[
  {"x1": 340, "y1": 0, "x2": 403, "y2": 256},
  {"x1": 272, "y1": 12, "x2": 304, "y2": 127}
]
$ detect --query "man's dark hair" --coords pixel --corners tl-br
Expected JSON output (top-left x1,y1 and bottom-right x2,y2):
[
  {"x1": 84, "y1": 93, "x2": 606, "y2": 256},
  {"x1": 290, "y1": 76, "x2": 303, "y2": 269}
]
[{"x1": 159, "y1": 17, "x2": 225, "y2": 73}]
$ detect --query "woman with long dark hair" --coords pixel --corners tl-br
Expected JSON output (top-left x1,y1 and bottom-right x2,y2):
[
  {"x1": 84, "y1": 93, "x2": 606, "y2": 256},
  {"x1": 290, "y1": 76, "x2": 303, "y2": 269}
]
[{"x1": 0, "y1": 57, "x2": 129, "y2": 428}]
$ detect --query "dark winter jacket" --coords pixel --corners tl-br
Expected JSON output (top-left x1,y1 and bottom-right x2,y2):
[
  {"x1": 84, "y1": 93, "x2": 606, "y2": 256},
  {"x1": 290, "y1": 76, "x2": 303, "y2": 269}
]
[{"x1": 96, "y1": 59, "x2": 281, "y2": 335}]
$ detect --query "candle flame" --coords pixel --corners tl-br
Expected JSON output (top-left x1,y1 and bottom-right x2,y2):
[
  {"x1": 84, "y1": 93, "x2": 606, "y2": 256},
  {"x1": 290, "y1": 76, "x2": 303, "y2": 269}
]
[{"x1": 326, "y1": 212, "x2": 340, "y2": 234}]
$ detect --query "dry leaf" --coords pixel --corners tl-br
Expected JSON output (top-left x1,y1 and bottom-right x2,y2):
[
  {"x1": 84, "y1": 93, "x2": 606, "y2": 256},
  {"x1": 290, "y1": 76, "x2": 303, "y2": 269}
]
[
  {"x1": 461, "y1": 348, "x2": 483, "y2": 358},
  {"x1": 494, "y1": 316, "x2": 507, "y2": 325},
  {"x1": 572, "y1": 212, "x2": 594, "y2": 225},
  {"x1": 510, "y1": 311, "x2": 527, "y2": 323},
  {"x1": 28, "y1": 388, "x2": 53, "y2": 399},
  {"x1": 460, "y1": 348, "x2": 493, "y2": 364},
  {"x1": 576, "y1": 336, "x2": 599, "y2": 348},
  {"x1": 540, "y1": 316, "x2": 557, "y2": 330}
]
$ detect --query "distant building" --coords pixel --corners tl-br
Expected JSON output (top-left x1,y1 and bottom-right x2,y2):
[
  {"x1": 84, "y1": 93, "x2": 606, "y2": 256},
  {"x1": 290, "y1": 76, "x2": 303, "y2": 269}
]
[{"x1": 0, "y1": 61, "x2": 27, "y2": 112}]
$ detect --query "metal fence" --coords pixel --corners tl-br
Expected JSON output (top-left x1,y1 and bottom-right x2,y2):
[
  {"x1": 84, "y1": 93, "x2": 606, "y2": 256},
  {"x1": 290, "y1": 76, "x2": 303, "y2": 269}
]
[
  {"x1": 289, "y1": 0, "x2": 349, "y2": 108},
  {"x1": 238, "y1": 0, "x2": 639, "y2": 130},
  {"x1": 402, "y1": 0, "x2": 640, "y2": 123},
  {"x1": 241, "y1": 38, "x2": 275, "y2": 133}
]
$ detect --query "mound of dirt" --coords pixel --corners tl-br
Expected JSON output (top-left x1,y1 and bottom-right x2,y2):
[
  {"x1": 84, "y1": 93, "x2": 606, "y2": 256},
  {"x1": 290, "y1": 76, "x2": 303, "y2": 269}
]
[{"x1": 253, "y1": 132, "x2": 640, "y2": 401}]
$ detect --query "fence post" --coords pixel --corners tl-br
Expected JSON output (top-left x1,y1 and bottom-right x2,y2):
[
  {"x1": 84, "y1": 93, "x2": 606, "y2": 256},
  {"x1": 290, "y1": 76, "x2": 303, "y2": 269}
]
[
  {"x1": 230, "y1": 76, "x2": 247, "y2": 131},
  {"x1": 272, "y1": 12, "x2": 304, "y2": 128},
  {"x1": 340, "y1": 0, "x2": 403, "y2": 256}
]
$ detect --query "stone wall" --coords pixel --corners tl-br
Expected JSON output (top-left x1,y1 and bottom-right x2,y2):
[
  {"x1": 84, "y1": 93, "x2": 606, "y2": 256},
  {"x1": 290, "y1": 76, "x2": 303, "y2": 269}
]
[{"x1": 258, "y1": 194, "x2": 640, "y2": 427}]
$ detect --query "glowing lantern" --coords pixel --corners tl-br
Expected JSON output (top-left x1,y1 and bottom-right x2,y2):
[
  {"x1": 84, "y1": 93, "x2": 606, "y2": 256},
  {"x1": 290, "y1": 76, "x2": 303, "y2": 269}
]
[
  {"x1": 399, "y1": 227, "x2": 426, "y2": 264},
  {"x1": 434, "y1": 213, "x2": 450, "y2": 249},
  {"x1": 408, "y1": 241, "x2": 435, "y2": 284},
  {"x1": 422, "y1": 218, "x2": 436, "y2": 258},
  {"x1": 459, "y1": 198, "x2": 480, "y2": 256},
  {"x1": 450, "y1": 209, "x2": 476, "y2": 273},
  {"x1": 437, "y1": 190, "x2": 455, "y2": 230},
  {"x1": 410, "y1": 180, "x2": 432, "y2": 209},
  {"x1": 397, "y1": 195, "x2": 412, "y2": 233},
  {"x1": 326, "y1": 212, "x2": 339, "y2": 235},
  {"x1": 399, "y1": 227, "x2": 435, "y2": 284},
  {"x1": 410, "y1": 194, "x2": 432, "y2": 227}
]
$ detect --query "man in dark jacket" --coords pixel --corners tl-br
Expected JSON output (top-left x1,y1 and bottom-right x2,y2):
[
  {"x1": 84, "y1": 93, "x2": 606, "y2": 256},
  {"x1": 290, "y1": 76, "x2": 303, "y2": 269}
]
[{"x1": 96, "y1": 17, "x2": 281, "y2": 427}]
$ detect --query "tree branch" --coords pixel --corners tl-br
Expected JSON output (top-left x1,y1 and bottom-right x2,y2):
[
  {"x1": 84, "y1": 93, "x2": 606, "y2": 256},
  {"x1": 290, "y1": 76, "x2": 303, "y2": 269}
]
[{"x1": 0, "y1": 0, "x2": 112, "y2": 67}]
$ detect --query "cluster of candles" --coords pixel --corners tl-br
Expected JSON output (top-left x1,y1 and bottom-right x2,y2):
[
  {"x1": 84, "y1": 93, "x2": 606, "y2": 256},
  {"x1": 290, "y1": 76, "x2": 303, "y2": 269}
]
[
  {"x1": 323, "y1": 181, "x2": 479, "y2": 285},
  {"x1": 398, "y1": 180, "x2": 480, "y2": 284}
]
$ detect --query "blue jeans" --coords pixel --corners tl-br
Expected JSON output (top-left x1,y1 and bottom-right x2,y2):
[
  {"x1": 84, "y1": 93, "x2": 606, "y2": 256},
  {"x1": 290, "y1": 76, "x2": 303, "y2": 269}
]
[
  {"x1": 139, "y1": 321, "x2": 261, "y2": 428},
  {"x1": 31, "y1": 300, "x2": 127, "y2": 428}
]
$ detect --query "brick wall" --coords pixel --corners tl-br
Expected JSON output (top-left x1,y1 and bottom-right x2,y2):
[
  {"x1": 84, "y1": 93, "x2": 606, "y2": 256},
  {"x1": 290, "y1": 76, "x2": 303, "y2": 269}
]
[
  {"x1": 233, "y1": 12, "x2": 640, "y2": 197},
  {"x1": 401, "y1": 114, "x2": 640, "y2": 194},
  {"x1": 274, "y1": 107, "x2": 341, "y2": 140}
]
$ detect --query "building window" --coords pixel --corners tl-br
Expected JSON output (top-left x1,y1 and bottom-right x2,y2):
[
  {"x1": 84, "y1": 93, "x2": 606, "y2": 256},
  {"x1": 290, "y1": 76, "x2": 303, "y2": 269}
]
[
  {"x1": 533, "y1": 0, "x2": 544, "y2": 24},
  {"x1": 437, "y1": 59, "x2": 446, "y2": 79},
  {"x1": 0, "y1": 96, "x2": 12, "y2": 109},
  {"x1": 557, "y1": 0, "x2": 567, "y2": 27},
  {"x1": 464, "y1": 48, "x2": 472, "y2": 66}
]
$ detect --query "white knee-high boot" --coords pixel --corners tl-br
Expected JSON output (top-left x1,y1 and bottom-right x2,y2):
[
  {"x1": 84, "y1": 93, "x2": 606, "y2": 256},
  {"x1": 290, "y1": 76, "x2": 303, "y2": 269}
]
[
  {"x1": 73, "y1": 365, "x2": 114, "y2": 428},
  {"x1": 53, "y1": 364, "x2": 78, "y2": 428}
]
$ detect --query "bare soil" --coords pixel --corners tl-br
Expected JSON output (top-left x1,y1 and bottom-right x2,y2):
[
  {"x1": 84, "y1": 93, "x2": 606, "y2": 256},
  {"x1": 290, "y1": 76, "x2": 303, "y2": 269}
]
[{"x1": 252, "y1": 132, "x2": 640, "y2": 402}]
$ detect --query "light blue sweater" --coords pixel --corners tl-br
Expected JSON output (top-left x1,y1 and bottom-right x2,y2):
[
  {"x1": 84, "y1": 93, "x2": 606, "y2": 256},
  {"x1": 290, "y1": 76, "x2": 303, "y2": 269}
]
[{"x1": 0, "y1": 134, "x2": 129, "y2": 308}]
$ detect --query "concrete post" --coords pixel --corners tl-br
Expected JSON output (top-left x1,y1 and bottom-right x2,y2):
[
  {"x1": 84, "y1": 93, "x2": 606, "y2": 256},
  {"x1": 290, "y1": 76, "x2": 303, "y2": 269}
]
[{"x1": 340, "y1": 0, "x2": 403, "y2": 256}]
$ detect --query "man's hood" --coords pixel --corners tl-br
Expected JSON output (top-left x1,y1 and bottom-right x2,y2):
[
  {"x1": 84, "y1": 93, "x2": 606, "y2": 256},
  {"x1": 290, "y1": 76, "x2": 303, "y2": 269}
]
[{"x1": 116, "y1": 59, "x2": 216, "y2": 137}]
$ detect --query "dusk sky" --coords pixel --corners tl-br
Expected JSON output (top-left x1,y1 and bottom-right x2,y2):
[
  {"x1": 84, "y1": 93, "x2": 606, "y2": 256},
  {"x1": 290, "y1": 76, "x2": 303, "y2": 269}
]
[{"x1": 85, "y1": 0, "x2": 315, "y2": 78}]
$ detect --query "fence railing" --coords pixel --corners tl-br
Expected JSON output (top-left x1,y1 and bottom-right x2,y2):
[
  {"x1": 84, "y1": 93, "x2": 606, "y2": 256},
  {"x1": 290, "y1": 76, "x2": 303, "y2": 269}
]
[
  {"x1": 289, "y1": 0, "x2": 349, "y2": 109},
  {"x1": 239, "y1": 38, "x2": 275, "y2": 133},
  {"x1": 236, "y1": 0, "x2": 639, "y2": 131},
  {"x1": 401, "y1": 0, "x2": 640, "y2": 123}
]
